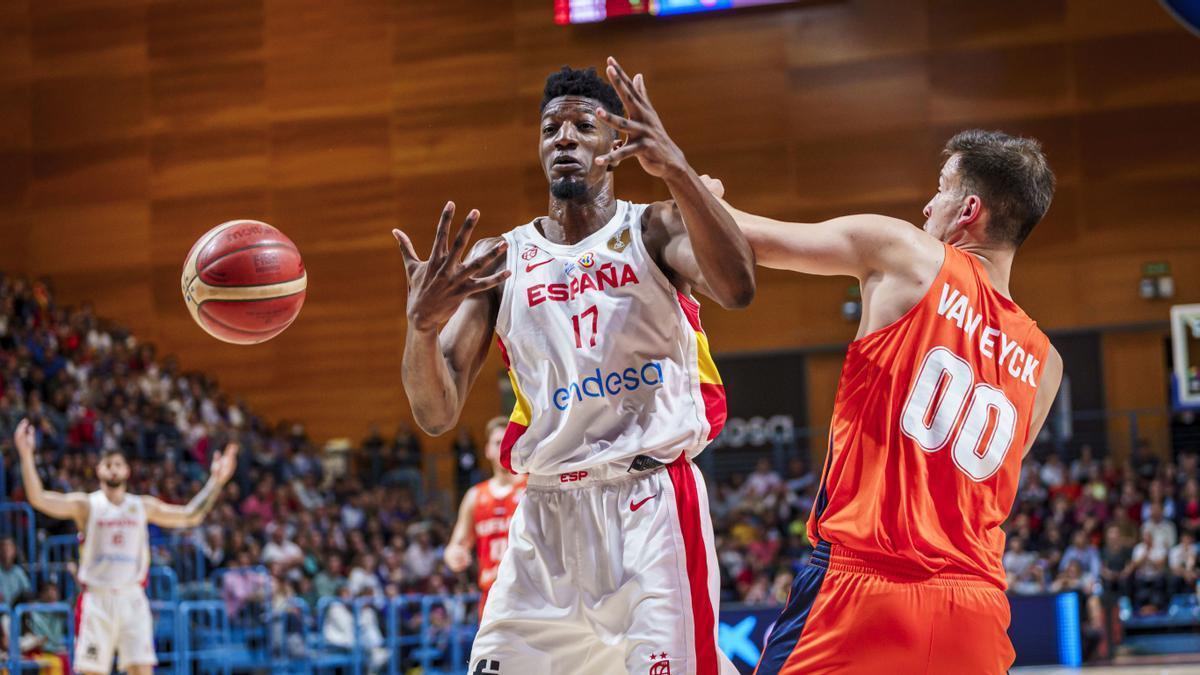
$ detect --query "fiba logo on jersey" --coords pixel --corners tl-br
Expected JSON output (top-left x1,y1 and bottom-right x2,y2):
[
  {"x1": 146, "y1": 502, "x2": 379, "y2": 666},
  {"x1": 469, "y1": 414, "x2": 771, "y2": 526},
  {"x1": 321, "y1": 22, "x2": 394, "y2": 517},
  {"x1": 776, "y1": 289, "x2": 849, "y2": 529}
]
[{"x1": 577, "y1": 251, "x2": 596, "y2": 268}]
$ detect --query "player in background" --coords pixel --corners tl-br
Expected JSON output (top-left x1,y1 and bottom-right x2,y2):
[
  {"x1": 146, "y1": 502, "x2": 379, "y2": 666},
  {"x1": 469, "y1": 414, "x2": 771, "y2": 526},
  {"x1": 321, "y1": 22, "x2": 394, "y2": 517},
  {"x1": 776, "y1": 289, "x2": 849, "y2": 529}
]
[
  {"x1": 444, "y1": 416, "x2": 527, "y2": 615},
  {"x1": 707, "y1": 130, "x2": 1063, "y2": 674},
  {"x1": 12, "y1": 418, "x2": 237, "y2": 675},
  {"x1": 393, "y1": 58, "x2": 754, "y2": 674}
]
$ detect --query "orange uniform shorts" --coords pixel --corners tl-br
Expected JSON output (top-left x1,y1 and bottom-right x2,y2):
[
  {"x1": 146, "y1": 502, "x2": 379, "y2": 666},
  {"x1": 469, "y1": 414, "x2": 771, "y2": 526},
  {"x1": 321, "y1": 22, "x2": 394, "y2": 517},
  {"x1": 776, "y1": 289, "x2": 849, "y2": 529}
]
[{"x1": 755, "y1": 541, "x2": 1014, "y2": 675}]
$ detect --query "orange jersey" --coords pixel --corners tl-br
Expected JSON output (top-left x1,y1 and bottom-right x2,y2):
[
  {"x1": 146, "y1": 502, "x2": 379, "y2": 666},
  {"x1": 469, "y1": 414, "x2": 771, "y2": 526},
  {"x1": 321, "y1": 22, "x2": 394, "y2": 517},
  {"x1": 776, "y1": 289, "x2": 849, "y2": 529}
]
[
  {"x1": 809, "y1": 244, "x2": 1050, "y2": 588},
  {"x1": 473, "y1": 476, "x2": 526, "y2": 593}
]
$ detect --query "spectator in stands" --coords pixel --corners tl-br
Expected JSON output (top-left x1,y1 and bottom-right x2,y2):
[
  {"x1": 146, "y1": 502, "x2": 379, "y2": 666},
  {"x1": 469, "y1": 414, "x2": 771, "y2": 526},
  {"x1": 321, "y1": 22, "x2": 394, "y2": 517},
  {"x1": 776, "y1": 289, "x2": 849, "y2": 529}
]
[
  {"x1": 1040, "y1": 454, "x2": 1067, "y2": 490},
  {"x1": 1004, "y1": 537, "x2": 1037, "y2": 589},
  {"x1": 1070, "y1": 444, "x2": 1099, "y2": 484},
  {"x1": 1061, "y1": 530, "x2": 1102, "y2": 581},
  {"x1": 322, "y1": 585, "x2": 390, "y2": 674},
  {"x1": 360, "y1": 424, "x2": 387, "y2": 487},
  {"x1": 241, "y1": 478, "x2": 276, "y2": 523},
  {"x1": 1131, "y1": 528, "x2": 1170, "y2": 613},
  {"x1": 313, "y1": 555, "x2": 348, "y2": 600},
  {"x1": 1098, "y1": 525, "x2": 1133, "y2": 599},
  {"x1": 1142, "y1": 501, "x2": 1178, "y2": 553},
  {"x1": 744, "y1": 458, "x2": 783, "y2": 499},
  {"x1": 348, "y1": 553, "x2": 384, "y2": 599},
  {"x1": 25, "y1": 583, "x2": 66, "y2": 655},
  {"x1": 1182, "y1": 480, "x2": 1200, "y2": 540},
  {"x1": 452, "y1": 427, "x2": 480, "y2": 497},
  {"x1": 262, "y1": 524, "x2": 304, "y2": 571},
  {"x1": 0, "y1": 537, "x2": 31, "y2": 607},
  {"x1": 1051, "y1": 559, "x2": 1096, "y2": 595},
  {"x1": 1169, "y1": 531, "x2": 1199, "y2": 596},
  {"x1": 1132, "y1": 439, "x2": 1160, "y2": 482}
]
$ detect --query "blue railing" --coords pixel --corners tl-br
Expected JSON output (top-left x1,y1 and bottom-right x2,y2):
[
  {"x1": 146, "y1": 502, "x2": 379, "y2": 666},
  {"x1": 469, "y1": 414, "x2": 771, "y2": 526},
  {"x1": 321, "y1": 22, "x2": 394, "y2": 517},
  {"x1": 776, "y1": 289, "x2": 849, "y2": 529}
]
[{"x1": 0, "y1": 502, "x2": 36, "y2": 564}]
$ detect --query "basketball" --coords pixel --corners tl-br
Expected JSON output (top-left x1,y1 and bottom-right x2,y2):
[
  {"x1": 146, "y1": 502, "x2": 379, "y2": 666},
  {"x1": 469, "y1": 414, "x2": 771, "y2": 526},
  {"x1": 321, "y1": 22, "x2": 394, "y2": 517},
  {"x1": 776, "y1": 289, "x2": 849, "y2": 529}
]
[{"x1": 181, "y1": 220, "x2": 307, "y2": 345}]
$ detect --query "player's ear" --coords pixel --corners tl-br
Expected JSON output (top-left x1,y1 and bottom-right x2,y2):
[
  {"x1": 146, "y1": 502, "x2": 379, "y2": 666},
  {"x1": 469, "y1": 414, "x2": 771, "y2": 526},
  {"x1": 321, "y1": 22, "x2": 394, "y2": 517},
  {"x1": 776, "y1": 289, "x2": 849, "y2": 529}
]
[
  {"x1": 956, "y1": 194, "x2": 984, "y2": 230},
  {"x1": 606, "y1": 134, "x2": 624, "y2": 172}
]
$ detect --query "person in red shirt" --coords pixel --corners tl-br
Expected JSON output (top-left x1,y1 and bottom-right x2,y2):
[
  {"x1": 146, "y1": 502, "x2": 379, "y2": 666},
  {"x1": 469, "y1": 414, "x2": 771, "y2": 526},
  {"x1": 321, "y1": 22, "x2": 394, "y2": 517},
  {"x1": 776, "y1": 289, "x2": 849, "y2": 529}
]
[
  {"x1": 444, "y1": 417, "x2": 526, "y2": 614},
  {"x1": 712, "y1": 130, "x2": 1064, "y2": 674}
]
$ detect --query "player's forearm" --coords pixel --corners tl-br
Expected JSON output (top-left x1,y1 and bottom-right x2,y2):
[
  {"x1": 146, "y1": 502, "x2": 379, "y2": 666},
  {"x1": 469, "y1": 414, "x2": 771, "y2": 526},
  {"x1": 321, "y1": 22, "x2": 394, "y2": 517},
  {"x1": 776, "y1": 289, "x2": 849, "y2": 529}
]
[
  {"x1": 663, "y1": 166, "x2": 756, "y2": 309},
  {"x1": 401, "y1": 324, "x2": 462, "y2": 436},
  {"x1": 179, "y1": 476, "x2": 225, "y2": 528},
  {"x1": 18, "y1": 452, "x2": 46, "y2": 505}
]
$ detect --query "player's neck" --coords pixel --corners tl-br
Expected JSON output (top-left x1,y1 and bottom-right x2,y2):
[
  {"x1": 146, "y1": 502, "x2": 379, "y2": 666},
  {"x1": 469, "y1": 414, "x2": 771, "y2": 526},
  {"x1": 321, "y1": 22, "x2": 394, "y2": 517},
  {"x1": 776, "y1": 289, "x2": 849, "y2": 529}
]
[
  {"x1": 957, "y1": 242, "x2": 1016, "y2": 299},
  {"x1": 543, "y1": 185, "x2": 617, "y2": 246},
  {"x1": 101, "y1": 484, "x2": 128, "y2": 504},
  {"x1": 489, "y1": 469, "x2": 515, "y2": 489}
]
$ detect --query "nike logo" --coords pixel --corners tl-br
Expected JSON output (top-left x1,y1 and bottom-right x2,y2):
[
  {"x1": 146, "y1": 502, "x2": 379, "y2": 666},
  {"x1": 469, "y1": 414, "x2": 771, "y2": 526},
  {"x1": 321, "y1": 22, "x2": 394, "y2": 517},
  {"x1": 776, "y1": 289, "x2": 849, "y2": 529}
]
[
  {"x1": 525, "y1": 258, "x2": 553, "y2": 273},
  {"x1": 630, "y1": 495, "x2": 658, "y2": 512}
]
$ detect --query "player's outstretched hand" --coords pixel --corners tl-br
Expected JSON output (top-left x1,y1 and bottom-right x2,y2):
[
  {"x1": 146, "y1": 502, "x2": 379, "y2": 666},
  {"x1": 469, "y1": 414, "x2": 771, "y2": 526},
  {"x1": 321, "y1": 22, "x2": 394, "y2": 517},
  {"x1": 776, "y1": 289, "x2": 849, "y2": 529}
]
[
  {"x1": 13, "y1": 418, "x2": 36, "y2": 457},
  {"x1": 594, "y1": 56, "x2": 687, "y2": 179},
  {"x1": 211, "y1": 442, "x2": 239, "y2": 484},
  {"x1": 393, "y1": 202, "x2": 510, "y2": 332}
]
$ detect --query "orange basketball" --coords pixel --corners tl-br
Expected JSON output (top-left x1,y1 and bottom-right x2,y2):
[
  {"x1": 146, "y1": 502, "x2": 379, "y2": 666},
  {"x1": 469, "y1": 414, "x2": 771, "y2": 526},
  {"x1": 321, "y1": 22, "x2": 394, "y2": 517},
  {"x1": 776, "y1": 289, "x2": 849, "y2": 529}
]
[{"x1": 181, "y1": 220, "x2": 307, "y2": 345}]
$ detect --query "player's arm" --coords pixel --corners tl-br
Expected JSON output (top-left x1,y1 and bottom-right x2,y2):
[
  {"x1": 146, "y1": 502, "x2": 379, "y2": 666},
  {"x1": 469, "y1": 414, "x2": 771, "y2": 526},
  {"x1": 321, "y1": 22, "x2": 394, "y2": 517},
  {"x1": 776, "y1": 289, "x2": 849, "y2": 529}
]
[
  {"x1": 12, "y1": 419, "x2": 89, "y2": 526},
  {"x1": 705, "y1": 177, "x2": 936, "y2": 281},
  {"x1": 145, "y1": 443, "x2": 239, "y2": 529},
  {"x1": 393, "y1": 203, "x2": 509, "y2": 436},
  {"x1": 444, "y1": 485, "x2": 479, "y2": 573},
  {"x1": 1021, "y1": 346, "x2": 1064, "y2": 458},
  {"x1": 594, "y1": 57, "x2": 755, "y2": 309}
]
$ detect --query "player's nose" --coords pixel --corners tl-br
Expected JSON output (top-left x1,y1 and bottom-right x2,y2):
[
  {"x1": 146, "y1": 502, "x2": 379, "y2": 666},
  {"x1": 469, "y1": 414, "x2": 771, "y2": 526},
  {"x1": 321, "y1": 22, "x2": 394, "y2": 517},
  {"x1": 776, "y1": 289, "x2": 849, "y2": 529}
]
[
  {"x1": 553, "y1": 124, "x2": 578, "y2": 149},
  {"x1": 922, "y1": 201, "x2": 933, "y2": 219}
]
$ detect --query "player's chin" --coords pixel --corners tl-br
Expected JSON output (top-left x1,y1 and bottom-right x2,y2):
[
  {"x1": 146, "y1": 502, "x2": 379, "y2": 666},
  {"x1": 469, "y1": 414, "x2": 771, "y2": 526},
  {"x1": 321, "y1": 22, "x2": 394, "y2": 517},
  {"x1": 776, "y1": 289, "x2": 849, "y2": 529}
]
[{"x1": 549, "y1": 176, "x2": 588, "y2": 200}]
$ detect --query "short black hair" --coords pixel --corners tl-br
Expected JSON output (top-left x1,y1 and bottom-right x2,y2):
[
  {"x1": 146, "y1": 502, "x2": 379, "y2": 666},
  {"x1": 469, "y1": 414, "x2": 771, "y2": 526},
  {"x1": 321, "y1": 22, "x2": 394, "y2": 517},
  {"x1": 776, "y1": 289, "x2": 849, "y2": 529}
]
[
  {"x1": 99, "y1": 448, "x2": 128, "y2": 463},
  {"x1": 944, "y1": 129, "x2": 1056, "y2": 247},
  {"x1": 541, "y1": 66, "x2": 623, "y2": 118}
]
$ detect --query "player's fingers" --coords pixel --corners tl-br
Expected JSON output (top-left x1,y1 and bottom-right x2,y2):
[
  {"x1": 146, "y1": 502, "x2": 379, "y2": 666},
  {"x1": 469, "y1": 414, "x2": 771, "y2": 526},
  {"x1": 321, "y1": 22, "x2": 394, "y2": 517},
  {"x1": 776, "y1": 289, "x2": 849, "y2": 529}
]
[
  {"x1": 460, "y1": 241, "x2": 509, "y2": 275},
  {"x1": 595, "y1": 141, "x2": 643, "y2": 167},
  {"x1": 448, "y1": 209, "x2": 481, "y2": 262},
  {"x1": 633, "y1": 73, "x2": 653, "y2": 106},
  {"x1": 466, "y1": 269, "x2": 512, "y2": 294},
  {"x1": 432, "y1": 201, "x2": 455, "y2": 261},
  {"x1": 604, "y1": 64, "x2": 641, "y2": 117},
  {"x1": 391, "y1": 230, "x2": 421, "y2": 266},
  {"x1": 607, "y1": 57, "x2": 646, "y2": 107},
  {"x1": 596, "y1": 108, "x2": 650, "y2": 136}
]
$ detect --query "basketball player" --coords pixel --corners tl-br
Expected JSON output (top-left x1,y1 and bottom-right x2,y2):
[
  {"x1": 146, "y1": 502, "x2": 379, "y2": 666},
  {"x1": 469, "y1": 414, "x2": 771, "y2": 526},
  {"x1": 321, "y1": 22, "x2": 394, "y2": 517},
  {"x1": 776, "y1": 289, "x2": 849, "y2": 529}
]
[
  {"x1": 706, "y1": 130, "x2": 1062, "y2": 674},
  {"x1": 393, "y1": 58, "x2": 754, "y2": 674},
  {"x1": 444, "y1": 417, "x2": 527, "y2": 614},
  {"x1": 12, "y1": 418, "x2": 238, "y2": 675}
]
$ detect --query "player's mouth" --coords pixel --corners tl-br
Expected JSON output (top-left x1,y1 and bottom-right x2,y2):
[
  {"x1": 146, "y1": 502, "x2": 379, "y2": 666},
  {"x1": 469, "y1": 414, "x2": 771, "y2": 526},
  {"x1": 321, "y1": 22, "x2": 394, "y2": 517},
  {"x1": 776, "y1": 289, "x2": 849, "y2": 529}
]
[{"x1": 552, "y1": 155, "x2": 584, "y2": 172}]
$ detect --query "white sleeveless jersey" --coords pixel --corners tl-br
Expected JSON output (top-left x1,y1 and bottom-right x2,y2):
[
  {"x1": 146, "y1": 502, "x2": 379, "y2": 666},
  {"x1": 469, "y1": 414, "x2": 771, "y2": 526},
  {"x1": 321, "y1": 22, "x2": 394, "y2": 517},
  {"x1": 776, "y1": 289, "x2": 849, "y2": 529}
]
[
  {"x1": 78, "y1": 491, "x2": 151, "y2": 589},
  {"x1": 495, "y1": 200, "x2": 727, "y2": 475}
]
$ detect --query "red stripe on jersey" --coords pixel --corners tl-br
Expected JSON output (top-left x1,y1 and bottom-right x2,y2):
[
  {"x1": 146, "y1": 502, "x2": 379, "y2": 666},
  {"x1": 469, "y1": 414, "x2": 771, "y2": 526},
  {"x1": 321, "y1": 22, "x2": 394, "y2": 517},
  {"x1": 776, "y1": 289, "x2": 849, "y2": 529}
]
[{"x1": 700, "y1": 382, "x2": 727, "y2": 440}]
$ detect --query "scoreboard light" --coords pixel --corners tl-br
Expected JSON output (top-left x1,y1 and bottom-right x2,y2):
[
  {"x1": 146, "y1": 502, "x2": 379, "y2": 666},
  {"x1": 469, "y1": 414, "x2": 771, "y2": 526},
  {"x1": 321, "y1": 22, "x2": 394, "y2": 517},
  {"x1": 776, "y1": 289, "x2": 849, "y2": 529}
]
[{"x1": 554, "y1": 0, "x2": 798, "y2": 24}]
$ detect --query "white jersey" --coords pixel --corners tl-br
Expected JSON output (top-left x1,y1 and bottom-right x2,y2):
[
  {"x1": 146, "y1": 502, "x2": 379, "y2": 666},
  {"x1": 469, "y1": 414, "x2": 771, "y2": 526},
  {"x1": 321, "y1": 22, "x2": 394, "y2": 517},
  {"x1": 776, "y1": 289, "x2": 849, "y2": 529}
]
[
  {"x1": 495, "y1": 199, "x2": 727, "y2": 475},
  {"x1": 78, "y1": 491, "x2": 151, "y2": 589}
]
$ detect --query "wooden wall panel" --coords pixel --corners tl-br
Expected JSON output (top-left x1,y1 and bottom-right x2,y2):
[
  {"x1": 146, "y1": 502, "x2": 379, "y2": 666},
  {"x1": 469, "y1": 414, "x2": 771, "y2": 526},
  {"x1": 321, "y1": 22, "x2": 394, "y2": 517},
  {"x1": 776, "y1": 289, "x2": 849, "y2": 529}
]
[{"x1": 1, "y1": 0, "x2": 1198, "y2": 471}]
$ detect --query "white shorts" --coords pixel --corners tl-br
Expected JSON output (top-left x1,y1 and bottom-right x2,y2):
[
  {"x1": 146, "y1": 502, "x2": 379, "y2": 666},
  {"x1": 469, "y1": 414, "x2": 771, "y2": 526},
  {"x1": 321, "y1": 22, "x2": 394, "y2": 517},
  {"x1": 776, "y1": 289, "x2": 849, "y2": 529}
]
[
  {"x1": 74, "y1": 586, "x2": 157, "y2": 673},
  {"x1": 470, "y1": 456, "x2": 737, "y2": 675}
]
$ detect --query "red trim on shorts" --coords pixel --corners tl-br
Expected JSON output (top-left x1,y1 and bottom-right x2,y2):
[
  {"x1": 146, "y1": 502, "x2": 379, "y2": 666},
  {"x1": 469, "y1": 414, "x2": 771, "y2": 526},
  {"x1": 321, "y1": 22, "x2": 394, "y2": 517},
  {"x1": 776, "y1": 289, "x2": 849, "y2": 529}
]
[
  {"x1": 667, "y1": 457, "x2": 718, "y2": 675},
  {"x1": 74, "y1": 588, "x2": 85, "y2": 642}
]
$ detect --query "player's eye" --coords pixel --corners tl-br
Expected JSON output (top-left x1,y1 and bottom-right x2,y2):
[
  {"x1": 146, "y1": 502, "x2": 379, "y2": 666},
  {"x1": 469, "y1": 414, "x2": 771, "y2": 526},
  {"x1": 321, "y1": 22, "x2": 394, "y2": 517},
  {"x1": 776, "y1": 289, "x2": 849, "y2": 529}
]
[
  {"x1": 542, "y1": 125, "x2": 557, "y2": 135},
  {"x1": 578, "y1": 123, "x2": 594, "y2": 131}
]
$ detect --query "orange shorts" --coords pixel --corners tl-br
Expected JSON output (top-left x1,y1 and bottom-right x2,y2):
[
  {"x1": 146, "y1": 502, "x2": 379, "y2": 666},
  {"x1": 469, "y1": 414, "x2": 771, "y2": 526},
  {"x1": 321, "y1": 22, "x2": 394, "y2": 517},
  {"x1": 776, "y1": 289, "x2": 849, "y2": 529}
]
[{"x1": 755, "y1": 541, "x2": 1014, "y2": 675}]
